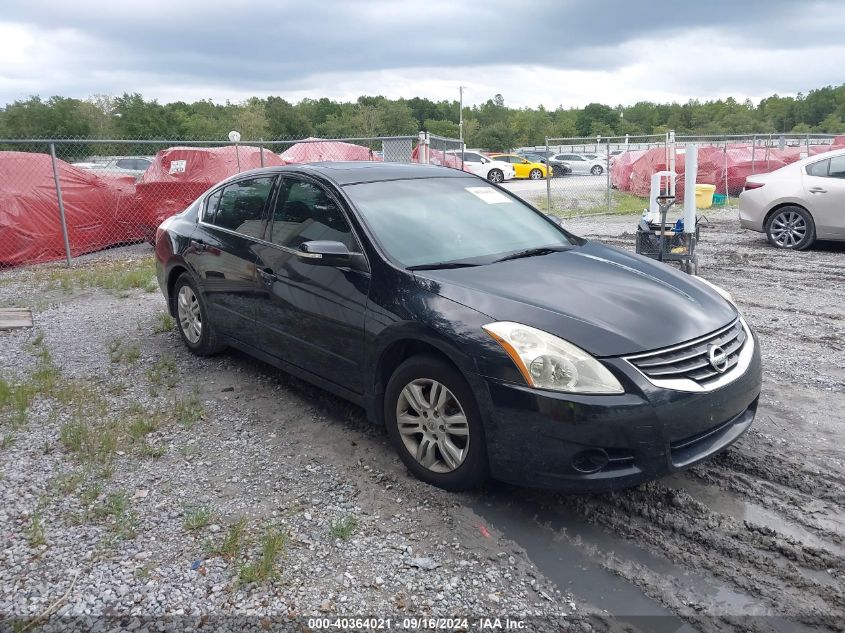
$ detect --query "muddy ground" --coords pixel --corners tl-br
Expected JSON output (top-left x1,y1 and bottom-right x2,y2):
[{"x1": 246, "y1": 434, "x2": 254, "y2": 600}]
[{"x1": 1, "y1": 207, "x2": 843, "y2": 632}]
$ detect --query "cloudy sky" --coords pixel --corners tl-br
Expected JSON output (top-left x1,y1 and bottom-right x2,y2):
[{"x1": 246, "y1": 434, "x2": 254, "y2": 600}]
[{"x1": 1, "y1": 0, "x2": 844, "y2": 109}]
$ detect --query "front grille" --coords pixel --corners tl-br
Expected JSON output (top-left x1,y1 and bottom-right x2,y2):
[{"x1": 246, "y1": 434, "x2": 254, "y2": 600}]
[{"x1": 627, "y1": 319, "x2": 746, "y2": 386}]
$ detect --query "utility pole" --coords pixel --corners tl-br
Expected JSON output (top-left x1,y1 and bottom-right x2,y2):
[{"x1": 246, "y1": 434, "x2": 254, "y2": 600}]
[{"x1": 459, "y1": 85, "x2": 465, "y2": 168}]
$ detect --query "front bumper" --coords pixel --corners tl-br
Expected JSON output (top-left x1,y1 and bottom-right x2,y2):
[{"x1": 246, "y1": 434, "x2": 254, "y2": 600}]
[{"x1": 475, "y1": 330, "x2": 762, "y2": 491}]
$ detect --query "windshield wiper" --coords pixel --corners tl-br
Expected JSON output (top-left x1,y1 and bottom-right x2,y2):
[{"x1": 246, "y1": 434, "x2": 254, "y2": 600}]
[
  {"x1": 407, "y1": 261, "x2": 481, "y2": 271},
  {"x1": 492, "y1": 246, "x2": 567, "y2": 263}
]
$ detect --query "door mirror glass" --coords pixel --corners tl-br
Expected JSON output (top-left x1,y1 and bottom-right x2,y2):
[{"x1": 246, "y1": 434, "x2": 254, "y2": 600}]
[{"x1": 298, "y1": 240, "x2": 352, "y2": 265}]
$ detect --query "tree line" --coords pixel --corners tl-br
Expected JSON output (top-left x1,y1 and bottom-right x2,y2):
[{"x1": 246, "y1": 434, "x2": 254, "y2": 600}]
[{"x1": 1, "y1": 84, "x2": 843, "y2": 152}]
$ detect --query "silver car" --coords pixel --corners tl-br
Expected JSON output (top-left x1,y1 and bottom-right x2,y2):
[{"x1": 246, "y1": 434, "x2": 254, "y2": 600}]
[
  {"x1": 739, "y1": 148, "x2": 845, "y2": 250},
  {"x1": 551, "y1": 153, "x2": 606, "y2": 176}
]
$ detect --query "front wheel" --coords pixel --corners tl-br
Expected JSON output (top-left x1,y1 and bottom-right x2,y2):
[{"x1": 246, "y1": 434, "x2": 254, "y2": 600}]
[
  {"x1": 590, "y1": 165, "x2": 604, "y2": 175},
  {"x1": 529, "y1": 168, "x2": 543, "y2": 180},
  {"x1": 765, "y1": 206, "x2": 815, "y2": 250},
  {"x1": 384, "y1": 356, "x2": 488, "y2": 491},
  {"x1": 487, "y1": 168, "x2": 504, "y2": 183}
]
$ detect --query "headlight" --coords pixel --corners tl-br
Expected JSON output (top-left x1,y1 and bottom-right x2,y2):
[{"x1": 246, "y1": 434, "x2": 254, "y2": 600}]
[
  {"x1": 696, "y1": 277, "x2": 736, "y2": 307},
  {"x1": 482, "y1": 322, "x2": 624, "y2": 394}
]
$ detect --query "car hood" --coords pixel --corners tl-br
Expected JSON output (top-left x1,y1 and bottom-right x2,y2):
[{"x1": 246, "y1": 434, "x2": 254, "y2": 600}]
[{"x1": 412, "y1": 241, "x2": 737, "y2": 357}]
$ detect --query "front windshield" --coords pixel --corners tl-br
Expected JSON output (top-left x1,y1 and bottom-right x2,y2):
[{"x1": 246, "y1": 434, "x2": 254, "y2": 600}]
[{"x1": 343, "y1": 176, "x2": 577, "y2": 268}]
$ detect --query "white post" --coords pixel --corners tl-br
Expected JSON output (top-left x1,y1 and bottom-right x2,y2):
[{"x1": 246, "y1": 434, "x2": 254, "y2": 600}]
[
  {"x1": 459, "y1": 85, "x2": 464, "y2": 168},
  {"x1": 684, "y1": 144, "x2": 698, "y2": 234},
  {"x1": 668, "y1": 130, "x2": 676, "y2": 196}
]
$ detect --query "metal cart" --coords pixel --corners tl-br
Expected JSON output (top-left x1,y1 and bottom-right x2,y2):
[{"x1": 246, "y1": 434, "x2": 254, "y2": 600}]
[{"x1": 635, "y1": 195, "x2": 700, "y2": 275}]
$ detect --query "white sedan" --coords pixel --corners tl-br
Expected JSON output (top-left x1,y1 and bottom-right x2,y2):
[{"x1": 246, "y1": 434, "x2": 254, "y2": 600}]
[
  {"x1": 550, "y1": 153, "x2": 606, "y2": 176},
  {"x1": 739, "y1": 148, "x2": 845, "y2": 250},
  {"x1": 445, "y1": 150, "x2": 515, "y2": 183}
]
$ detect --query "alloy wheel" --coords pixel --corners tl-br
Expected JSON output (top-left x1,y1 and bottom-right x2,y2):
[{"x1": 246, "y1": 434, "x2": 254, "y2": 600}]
[
  {"x1": 770, "y1": 211, "x2": 807, "y2": 248},
  {"x1": 177, "y1": 285, "x2": 202, "y2": 344},
  {"x1": 395, "y1": 379, "x2": 470, "y2": 473}
]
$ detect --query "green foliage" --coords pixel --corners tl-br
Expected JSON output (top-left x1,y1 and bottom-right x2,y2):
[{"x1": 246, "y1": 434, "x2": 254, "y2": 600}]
[
  {"x1": 2, "y1": 84, "x2": 844, "y2": 152},
  {"x1": 329, "y1": 516, "x2": 358, "y2": 541}
]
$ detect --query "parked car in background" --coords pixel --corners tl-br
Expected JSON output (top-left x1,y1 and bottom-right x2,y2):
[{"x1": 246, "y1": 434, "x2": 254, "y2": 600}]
[
  {"x1": 551, "y1": 153, "x2": 606, "y2": 176},
  {"x1": 487, "y1": 153, "x2": 548, "y2": 179},
  {"x1": 739, "y1": 148, "x2": 845, "y2": 250},
  {"x1": 521, "y1": 152, "x2": 572, "y2": 177},
  {"x1": 155, "y1": 162, "x2": 761, "y2": 491},
  {"x1": 445, "y1": 150, "x2": 515, "y2": 183},
  {"x1": 73, "y1": 156, "x2": 153, "y2": 180}
]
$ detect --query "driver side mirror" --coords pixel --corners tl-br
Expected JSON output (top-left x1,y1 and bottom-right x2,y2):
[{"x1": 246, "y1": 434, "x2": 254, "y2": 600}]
[{"x1": 298, "y1": 240, "x2": 352, "y2": 266}]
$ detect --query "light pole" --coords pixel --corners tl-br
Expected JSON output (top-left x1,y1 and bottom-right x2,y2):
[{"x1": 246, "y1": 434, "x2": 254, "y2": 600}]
[{"x1": 228, "y1": 130, "x2": 242, "y2": 172}]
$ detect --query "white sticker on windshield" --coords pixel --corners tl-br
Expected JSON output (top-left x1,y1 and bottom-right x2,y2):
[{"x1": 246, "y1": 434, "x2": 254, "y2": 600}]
[
  {"x1": 169, "y1": 160, "x2": 187, "y2": 174},
  {"x1": 465, "y1": 187, "x2": 510, "y2": 204}
]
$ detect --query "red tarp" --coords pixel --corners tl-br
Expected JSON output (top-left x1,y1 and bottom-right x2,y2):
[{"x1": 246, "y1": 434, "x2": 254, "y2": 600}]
[
  {"x1": 610, "y1": 150, "x2": 647, "y2": 191},
  {"x1": 279, "y1": 138, "x2": 381, "y2": 163},
  {"x1": 410, "y1": 145, "x2": 473, "y2": 171},
  {"x1": 0, "y1": 152, "x2": 142, "y2": 266},
  {"x1": 136, "y1": 145, "x2": 286, "y2": 238}
]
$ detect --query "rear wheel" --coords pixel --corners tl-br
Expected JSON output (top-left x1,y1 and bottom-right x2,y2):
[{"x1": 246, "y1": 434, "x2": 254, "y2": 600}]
[
  {"x1": 173, "y1": 273, "x2": 225, "y2": 356},
  {"x1": 529, "y1": 168, "x2": 543, "y2": 180},
  {"x1": 487, "y1": 168, "x2": 504, "y2": 183},
  {"x1": 384, "y1": 356, "x2": 487, "y2": 491},
  {"x1": 765, "y1": 206, "x2": 815, "y2": 250},
  {"x1": 590, "y1": 165, "x2": 604, "y2": 175}
]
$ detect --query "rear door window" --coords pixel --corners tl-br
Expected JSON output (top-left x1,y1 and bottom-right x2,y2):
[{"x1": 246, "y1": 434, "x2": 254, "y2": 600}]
[{"x1": 806, "y1": 159, "x2": 829, "y2": 177}]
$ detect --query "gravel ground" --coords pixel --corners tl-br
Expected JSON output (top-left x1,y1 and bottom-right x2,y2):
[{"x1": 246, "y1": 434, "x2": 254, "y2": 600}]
[{"x1": 1, "y1": 207, "x2": 843, "y2": 632}]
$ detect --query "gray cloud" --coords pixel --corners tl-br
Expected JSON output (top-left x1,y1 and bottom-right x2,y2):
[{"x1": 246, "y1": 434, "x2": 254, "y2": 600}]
[{"x1": 1, "y1": 0, "x2": 844, "y2": 106}]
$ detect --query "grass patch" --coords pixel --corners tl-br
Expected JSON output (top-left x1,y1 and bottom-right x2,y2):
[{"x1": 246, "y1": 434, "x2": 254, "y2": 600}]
[
  {"x1": 545, "y1": 191, "x2": 648, "y2": 218},
  {"x1": 26, "y1": 511, "x2": 46, "y2": 547},
  {"x1": 93, "y1": 490, "x2": 138, "y2": 540},
  {"x1": 238, "y1": 526, "x2": 286, "y2": 584},
  {"x1": 147, "y1": 355, "x2": 178, "y2": 394},
  {"x1": 329, "y1": 516, "x2": 358, "y2": 541},
  {"x1": 184, "y1": 505, "x2": 213, "y2": 532},
  {"x1": 173, "y1": 392, "x2": 204, "y2": 428},
  {"x1": 213, "y1": 517, "x2": 247, "y2": 562},
  {"x1": 153, "y1": 312, "x2": 175, "y2": 334},
  {"x1": 108, "y1": 339, "x2": 140, "y2": 364},
  {"x1": 34, "y1": 257, "x2": 157, "y2": 295}
]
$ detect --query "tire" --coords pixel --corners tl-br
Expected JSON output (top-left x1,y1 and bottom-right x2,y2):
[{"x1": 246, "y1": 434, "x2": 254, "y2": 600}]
[
  {"x1": 172, "y1": 272, "x2": 225, "y2": 356},
  {"x1": 765, "y1": 206, "x2": 815, "y2": 250},
  {"x1": 384, "y1": 355, "x2": 488, "y2": 491},
  {"x1": 487, "y1": 168, "x2": 504, "y2": 184},
  {"x1": 529, "y1": 168, "x2": 543, "y2": 180},
  {"x1": 590, "y1": 165, "x2": 604, "y2": 176}
]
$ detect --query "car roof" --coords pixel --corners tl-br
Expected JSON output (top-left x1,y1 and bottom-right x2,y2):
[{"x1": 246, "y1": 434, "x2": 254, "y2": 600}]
[{"x1": 226, "y1": 161, "x2": 471, "y2": 186}]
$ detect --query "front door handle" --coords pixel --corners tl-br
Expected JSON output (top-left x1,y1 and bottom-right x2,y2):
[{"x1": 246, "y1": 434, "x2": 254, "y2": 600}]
[
  {"x1": 258, "y1": 267, "x2": 276, "y2": 282},
  {"x1": 190, "y1": 239, "x2": 207, "y2": 251},
  {"x1": 809, "y1": 187, "x2": 827, "y2": 194}
]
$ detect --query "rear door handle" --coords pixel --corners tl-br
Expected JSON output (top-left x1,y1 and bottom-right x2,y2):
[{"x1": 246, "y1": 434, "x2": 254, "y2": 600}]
[
  {"x1": 809, "y1": 187, "x2": 827, "y2": 194},
  {"x1": 258, "y1": 267, "x2": 276, "y2": 282}
]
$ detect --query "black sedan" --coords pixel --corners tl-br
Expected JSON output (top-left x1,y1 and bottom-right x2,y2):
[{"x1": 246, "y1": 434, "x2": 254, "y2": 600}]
[
  {"x1": 155, "y1": 162, "x2": 761, "y2": 491},
  {"x1": 521, "y1": 152, "x2": 572, "y2": 177}
]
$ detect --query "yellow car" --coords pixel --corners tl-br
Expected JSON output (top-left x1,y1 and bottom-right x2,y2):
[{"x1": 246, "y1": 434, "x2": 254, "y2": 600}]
[{"x1": 487, "y1": 153, "x2": 548, "y2": 180}]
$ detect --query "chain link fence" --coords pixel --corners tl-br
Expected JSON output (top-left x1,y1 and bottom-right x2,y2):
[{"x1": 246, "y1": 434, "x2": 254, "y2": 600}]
[
  {"x1": 524, "y1": 132, "x2": 844, "y2": 218},
  {"x1": 0, "y1": 133, "x2": 463, "y2": 270}
]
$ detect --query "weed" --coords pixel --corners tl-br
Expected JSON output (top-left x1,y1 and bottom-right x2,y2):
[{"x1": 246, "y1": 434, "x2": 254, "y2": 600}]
[
  {"x1": 93, "y1": 490, "x2": 138, "y2": 540},
  {"x1": 147, "y1": 355, "x2": 178, "y2": 393},
  {"x1": 135, "y1": 562, "x2": 156, "y2": 579},
  {"x1": 140, "y1": 442, "x2": 165, "y2": 458},
  {"x1": 173, "y1": 392, "x2": 204, "y2": 428},
  {"x1": 216, "y1": 517, "x2": 247, "y2": 562},
  {"x1": 40, "y1": 257, "x2": 157, "y2": 296},
  {"x1": 183, "y1": 505, "x2": 213, "y2": 532},
  {"x1": 153, "y1": 312, "x2": 175, "y2": 334},
  {"x1": 238, "y1": 526, "x2": 286, "y2": 584},
  {"x1": 329, "y1": 516, "x2": 358, "y2": 541},
  {"x1": 27, "y1": 512, "x2": 46, "y2": 548},
  {"x1": 0, "y1": 433, "x2": 14, "y2": 449},
  {"x1": 109, "y1": 339, "x2": 140, "y2": 365},
  {"x1": 52, "y1": 472, "x2": 84, "y2": 495}
]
